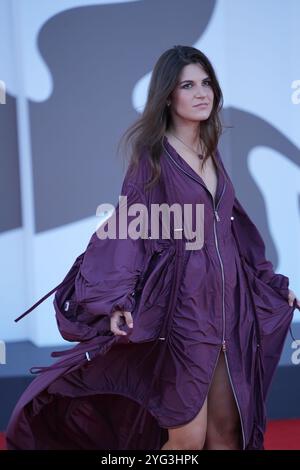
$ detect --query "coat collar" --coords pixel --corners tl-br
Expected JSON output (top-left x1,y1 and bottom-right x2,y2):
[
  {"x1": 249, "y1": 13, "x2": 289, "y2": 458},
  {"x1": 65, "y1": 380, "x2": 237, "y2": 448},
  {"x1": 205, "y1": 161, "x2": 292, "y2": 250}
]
[{"x1": 162, "y1": 135, "x2": 226, "y2": 209}]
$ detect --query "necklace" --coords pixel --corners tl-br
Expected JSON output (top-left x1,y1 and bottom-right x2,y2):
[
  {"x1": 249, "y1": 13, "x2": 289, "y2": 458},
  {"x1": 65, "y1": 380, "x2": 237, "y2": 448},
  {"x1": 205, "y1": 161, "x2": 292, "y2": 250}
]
[{"x1": 168, "y1": 132, "x2": 204, "y2": 160}]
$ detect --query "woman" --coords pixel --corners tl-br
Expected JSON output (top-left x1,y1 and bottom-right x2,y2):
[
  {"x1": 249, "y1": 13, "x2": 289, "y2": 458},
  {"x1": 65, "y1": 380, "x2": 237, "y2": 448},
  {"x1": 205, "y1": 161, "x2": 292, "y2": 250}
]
[{"x1": 6, "y1": 45, "x2": 300, "y2": 451}]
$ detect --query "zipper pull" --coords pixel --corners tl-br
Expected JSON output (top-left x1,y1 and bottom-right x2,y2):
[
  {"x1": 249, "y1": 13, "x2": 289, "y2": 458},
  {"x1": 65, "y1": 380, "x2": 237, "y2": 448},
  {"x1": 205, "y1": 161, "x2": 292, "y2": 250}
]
[
  {"x1": 214, "y1": 210, "x2": 220, "y2": 222},
  {"x1": 222, "y1": 340, "x2": 227, "y2": 352}
]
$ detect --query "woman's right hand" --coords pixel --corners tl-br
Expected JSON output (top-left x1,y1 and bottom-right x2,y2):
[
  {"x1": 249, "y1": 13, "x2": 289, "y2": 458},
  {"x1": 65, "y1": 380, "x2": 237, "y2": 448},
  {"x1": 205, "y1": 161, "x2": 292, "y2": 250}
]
[{"x1": 110, "y1": 310, "x2": 134, "y2": 336}]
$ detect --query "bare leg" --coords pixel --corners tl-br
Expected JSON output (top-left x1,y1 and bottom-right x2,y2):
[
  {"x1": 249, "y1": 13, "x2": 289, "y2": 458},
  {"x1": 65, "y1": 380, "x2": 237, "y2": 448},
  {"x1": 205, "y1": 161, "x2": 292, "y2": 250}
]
[
  {"x1": 204, "y1": 351, "x2": 242, "y2": 450},
  {"x1": 160, "y1": 397, "x2": 208, "y2": 450}
]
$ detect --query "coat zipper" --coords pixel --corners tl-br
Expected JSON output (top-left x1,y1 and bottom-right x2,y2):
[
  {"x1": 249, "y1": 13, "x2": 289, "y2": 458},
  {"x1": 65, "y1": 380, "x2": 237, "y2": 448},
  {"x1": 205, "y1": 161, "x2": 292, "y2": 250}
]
[
  {"x1": 212, "y1": 196, "x2": 246, "y2": 450},
  {"x1": 163, "y1": 144, "x2": 246, "y2": 449}
]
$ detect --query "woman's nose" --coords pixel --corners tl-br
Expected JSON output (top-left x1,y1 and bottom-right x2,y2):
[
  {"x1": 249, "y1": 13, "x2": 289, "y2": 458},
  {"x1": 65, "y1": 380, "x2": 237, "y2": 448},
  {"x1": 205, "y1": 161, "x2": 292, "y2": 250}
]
[{"x1": 195, "y1": 86, "x2": 207, "y2": 97}]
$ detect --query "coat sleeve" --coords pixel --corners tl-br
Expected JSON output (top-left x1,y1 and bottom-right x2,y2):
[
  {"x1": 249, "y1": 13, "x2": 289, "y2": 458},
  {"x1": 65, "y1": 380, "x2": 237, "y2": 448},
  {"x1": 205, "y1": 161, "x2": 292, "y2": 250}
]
[
  {"x1": 232, "y1": 195, "x2": 290, "y2": 299},
  {"x1": 74, "y1": 177, "x2": 148, "y2": 317}
]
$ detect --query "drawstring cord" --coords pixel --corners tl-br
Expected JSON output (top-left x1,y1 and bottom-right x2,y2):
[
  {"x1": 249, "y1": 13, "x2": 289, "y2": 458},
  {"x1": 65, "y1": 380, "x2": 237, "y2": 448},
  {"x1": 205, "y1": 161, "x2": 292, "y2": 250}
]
[
  {"x1": 29, "y1": 335, "x2": 117, "y2": 374},
  {"x1": 14, "y1": 252, "x2": 85, "y2": 323},
  {"x1": 15, "y1": 280, "x2": 68, "y2": 323}
]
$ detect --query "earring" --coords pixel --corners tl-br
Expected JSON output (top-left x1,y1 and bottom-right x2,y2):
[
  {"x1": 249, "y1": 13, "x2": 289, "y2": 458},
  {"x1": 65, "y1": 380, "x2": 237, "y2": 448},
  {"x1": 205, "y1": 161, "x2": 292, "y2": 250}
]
[{"x1": 167, "y1": 101, "x2": 171, "y2": 107}]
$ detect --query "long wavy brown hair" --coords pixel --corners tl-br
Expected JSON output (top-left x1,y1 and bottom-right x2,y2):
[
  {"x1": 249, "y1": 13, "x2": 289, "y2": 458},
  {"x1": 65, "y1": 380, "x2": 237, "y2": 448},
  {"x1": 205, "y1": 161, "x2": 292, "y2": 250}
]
[{"x1": 117, "y1": 45, "x2": 227, "y2": 192}]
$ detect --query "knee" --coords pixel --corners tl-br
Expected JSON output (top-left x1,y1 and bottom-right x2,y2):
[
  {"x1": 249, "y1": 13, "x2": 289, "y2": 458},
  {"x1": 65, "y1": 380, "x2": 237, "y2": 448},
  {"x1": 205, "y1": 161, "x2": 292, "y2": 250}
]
[{"x1": 205, "y1": 418, "x2": 241, "y2": 450}]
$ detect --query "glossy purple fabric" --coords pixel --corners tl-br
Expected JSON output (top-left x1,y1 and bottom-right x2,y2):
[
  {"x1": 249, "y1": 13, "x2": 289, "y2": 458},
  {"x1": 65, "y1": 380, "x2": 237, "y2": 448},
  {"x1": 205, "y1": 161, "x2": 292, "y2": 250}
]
[{"x1": 6, "y1": 137, "x2": 296, "y2": 450}]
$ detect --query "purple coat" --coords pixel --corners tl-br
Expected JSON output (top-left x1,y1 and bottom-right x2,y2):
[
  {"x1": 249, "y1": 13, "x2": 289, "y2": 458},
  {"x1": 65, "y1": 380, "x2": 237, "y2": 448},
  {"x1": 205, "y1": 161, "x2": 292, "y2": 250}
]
[{"x1": 6, "y1": 136, "x2": 297, "y2": 450}]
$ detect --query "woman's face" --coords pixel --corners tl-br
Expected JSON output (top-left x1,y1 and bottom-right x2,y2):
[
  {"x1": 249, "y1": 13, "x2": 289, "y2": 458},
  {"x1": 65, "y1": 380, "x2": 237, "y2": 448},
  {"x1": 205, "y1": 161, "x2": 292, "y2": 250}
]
[{"x1": 169, "y1": 63, "x2": 214, "y2": 123}]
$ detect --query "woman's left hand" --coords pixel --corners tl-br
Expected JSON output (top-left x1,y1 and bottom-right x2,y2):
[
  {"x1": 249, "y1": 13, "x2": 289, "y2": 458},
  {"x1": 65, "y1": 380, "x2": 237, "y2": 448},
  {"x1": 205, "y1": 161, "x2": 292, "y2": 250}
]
[{"x1": 288, "y1": 289, "x2": 300, "y2": 308}]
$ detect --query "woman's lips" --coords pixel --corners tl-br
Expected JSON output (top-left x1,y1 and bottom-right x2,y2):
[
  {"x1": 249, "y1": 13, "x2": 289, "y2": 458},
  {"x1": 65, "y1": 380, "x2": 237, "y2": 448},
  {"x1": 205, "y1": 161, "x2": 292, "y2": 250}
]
[{"x1": 193, "y1": 103, "x2": 209, "y2": 108}]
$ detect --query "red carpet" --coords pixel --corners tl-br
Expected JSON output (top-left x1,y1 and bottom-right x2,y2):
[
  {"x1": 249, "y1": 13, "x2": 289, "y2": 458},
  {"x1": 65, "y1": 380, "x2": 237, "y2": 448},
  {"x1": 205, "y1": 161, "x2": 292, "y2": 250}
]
[
  {"x1": 0, "y1": 419, "x2": 299, "y2": 450},
  {"x1": 0, "y1": 433, "x2": 6, "y2": 451},
  {"x1": 264, "y1": 419, "x2": 300, "y2": 450}
]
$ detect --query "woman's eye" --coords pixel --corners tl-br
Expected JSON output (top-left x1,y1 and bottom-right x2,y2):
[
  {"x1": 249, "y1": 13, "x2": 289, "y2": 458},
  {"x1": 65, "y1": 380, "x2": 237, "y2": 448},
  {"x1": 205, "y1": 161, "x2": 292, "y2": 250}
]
[{"x1": 182, "y1": 81, "x2": 211, "y2": 89}]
